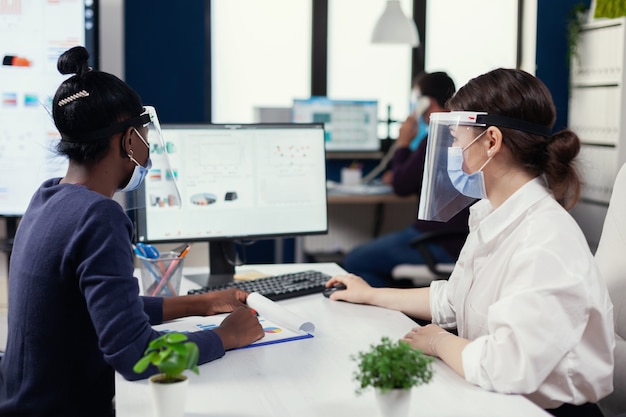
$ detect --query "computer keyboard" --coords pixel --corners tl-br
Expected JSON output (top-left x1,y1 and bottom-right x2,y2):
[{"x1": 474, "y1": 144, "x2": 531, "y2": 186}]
[{"x1": 187, "y1": 270, "x2": 332, "y2": 301}]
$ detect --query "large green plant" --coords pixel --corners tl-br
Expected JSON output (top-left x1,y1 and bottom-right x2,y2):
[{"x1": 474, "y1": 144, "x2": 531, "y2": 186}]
[
  {"x1": 351, "y1": 336, "x2": 434, "y2": 395},
  {"x1": 133, "y1": 332, "x2": 199, "y2": 383}
]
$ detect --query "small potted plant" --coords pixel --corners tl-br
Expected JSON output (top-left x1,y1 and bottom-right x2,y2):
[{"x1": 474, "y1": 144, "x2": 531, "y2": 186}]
[
  {"x1": 133, "y1": 332, "x2": 199, "y2": 417},
  {"x1": 351, "y1": 336, "x2": 434, "y2": 417}
]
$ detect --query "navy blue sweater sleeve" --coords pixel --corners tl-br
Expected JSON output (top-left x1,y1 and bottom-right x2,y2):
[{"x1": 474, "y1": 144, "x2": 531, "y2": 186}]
[
  {"x1": 74, "y1": 199, "x2": 225, "y2": 381},
  {"x1": 141, "y1": 296, "x2": 163, "y2": 324}
]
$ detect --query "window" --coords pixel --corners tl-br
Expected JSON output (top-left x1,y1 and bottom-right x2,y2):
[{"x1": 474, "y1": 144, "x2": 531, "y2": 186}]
[
  {"x1": 425, "y1": 0, "x2": 519, "y2": 89},
  {"x1": 211, "y1": 0, "x2": 312, "y2": 123},
  {"x1": 328, "y1": 0, "x2": 414, "y2": 139}
]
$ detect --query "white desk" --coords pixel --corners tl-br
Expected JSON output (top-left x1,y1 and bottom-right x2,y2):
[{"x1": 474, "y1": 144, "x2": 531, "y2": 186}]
[{"x1": 115, "y1": 263, "x2": 550, "y2": 417}]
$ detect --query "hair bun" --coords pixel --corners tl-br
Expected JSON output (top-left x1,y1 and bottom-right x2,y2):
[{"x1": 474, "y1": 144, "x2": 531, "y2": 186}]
[{"x1": 57, "y1": 46, "x2": 90, "y2": 76}]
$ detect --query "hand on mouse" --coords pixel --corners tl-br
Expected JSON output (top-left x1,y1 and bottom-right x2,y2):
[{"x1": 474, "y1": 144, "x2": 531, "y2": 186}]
[
  {"x1": 324, "y1": 274, "x2": 374, "y2": 304},
  {"x1": 323, "y1": 283, "x2": 347, "y2": 298}
]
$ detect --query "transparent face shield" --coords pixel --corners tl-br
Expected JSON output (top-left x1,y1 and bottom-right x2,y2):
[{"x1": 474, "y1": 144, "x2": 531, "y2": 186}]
[
  {"x1": 418, "y1": 111, "x2": 486, "y2": 222},
  {"x1": 116, "y1": 106, "x2": 182, "y2": 211}
]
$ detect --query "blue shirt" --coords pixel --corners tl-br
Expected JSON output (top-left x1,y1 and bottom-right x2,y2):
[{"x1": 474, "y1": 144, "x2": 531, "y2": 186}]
[{"x1": 0, "y1": 179, "x2": 224, "y2": 416}]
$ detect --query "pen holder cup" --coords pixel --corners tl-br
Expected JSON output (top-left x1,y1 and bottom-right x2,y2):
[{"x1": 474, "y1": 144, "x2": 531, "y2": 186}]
[{"x1": 138, "y1": 252, "x2": 185, "y2": 297}]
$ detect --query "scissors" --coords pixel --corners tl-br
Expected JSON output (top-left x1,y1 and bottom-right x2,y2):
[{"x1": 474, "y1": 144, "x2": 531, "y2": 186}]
[{"x1": 134, "y1": 243, "x2": 160, "y2": 259}]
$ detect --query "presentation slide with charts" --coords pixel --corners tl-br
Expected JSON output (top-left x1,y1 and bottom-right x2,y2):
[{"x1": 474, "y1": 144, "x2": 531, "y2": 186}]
[
  {"x1": 0, "y1": 0, "x2": 96, "y2": 215},
  {"x1": 152, "y1": 293, "x2": 316, "y2": 348},
  {"x1": 135, "y1": 124, "x2": 328, "y2": 242}
]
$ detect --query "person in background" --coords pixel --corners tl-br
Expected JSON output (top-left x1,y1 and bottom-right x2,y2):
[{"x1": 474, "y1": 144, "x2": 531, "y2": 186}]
[
  {"x1": 0, "y1": 46, "x2": 264, "y2": 417},
  {"x1": 326, "y1": 68, "x2": 614, "y2": 417},
  {"x1": 342, "y1": 71, "x2": 470, "y2": 288}
]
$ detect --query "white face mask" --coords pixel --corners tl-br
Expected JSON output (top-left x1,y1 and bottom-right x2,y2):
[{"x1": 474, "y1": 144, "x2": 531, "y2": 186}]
[
  {"x1": 118, "y1": 128, "x2": 151, "y2": 193},
  {"x1": 446, "y1": 130, "x2": 491, "y2": 199}
]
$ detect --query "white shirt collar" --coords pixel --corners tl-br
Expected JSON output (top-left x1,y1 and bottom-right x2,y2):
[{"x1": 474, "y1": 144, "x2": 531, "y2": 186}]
[{"x1": 469, "y1": 176, "x2": 552, "y2": 244}]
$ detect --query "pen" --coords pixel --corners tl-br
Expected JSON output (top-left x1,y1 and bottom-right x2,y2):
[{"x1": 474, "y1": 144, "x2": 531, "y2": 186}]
[
  {"x1": 177, "y1": 244, "x2": 192, "y2": 258},
  {"x1": 151, "y1": 244, "x2": 192, "y2": 296}
]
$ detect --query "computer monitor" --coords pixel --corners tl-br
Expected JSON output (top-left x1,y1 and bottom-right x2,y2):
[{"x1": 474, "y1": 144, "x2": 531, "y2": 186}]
[
  {"x1": 133, "y1": 123, "x2": 328, "y2": 286},
  {"x1": 291, "y1": 97, "x2": 379, "y2": 152},
  {"x1": 0, "y1": 0, "x2": 99, "y2": 217}
]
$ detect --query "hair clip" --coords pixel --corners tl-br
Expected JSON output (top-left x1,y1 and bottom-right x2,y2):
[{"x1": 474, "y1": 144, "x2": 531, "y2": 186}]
[{"x1": 58, "y1": 90, "x2": 90, "y2": 107}]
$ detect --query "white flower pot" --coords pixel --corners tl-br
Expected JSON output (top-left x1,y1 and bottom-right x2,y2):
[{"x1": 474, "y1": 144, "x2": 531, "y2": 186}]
[
  {"x1": 149, "y1": 374, "x2": 189, "y2": 417},
  {"x1": 375, "y1": 388, "x2": 412, "y2": 417}
]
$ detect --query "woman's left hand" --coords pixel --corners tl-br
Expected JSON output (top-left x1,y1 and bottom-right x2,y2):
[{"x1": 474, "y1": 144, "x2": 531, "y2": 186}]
[
  {"x1": 402, "y1": 323, "x2": 451, "y2": 357},
  {"x1": 194, "y1": 288, "x2": 249, "y2": 316}
]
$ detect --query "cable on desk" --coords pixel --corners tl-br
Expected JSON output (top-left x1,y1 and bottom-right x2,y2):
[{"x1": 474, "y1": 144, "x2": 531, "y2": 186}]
[{"x1": 361, "y1": 141, "x2": 397, "y2": 184}]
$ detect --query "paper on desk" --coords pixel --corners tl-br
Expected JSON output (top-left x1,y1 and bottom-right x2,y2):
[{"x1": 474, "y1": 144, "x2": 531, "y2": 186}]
[
  {"x1": 233, "y1": 270, "x2": 270, "y2": 281},
  {"x1": 327, "y1": 183, "x2": 392, "y2": 195},
  {"x1": 152, "y1": 293, "x2": 315, "y2": 348},
  {"x1": 247, "y1": 292, "x2": 315, "y2": 334}
]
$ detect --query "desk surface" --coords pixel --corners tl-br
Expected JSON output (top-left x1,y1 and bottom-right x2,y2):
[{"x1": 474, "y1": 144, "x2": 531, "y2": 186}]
[
  {"x1": 115, "y1": 263, "x2": 550, "y2": 417},
  {"x1": 327, "y1": 193, "x2": 417, "y2": 205}
]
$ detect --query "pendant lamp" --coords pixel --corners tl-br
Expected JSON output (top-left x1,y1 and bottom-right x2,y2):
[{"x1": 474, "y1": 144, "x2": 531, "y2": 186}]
[{"x1": 371, "y1": 0, "x2": 419, "y2": 47}]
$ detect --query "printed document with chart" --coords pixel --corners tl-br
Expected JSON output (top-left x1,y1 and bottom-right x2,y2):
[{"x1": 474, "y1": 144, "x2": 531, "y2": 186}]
[{"x1": 153, "y1": 293, "x2": 316, "y2": 348}]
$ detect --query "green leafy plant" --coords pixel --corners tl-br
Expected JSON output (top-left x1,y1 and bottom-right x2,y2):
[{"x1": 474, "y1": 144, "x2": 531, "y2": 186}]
[
  {"x1": 567, "y1": 3, "x2": 589, "y2": 68},
  {"x1": 594, "y1": 0, "x2": 626, "y2": 19},
  {"x1": 133, "y1": 332, "x2": 199, "y2": 383},
  {"x1": 351, "y1": 336, "x2": 434, "y2": 395}
]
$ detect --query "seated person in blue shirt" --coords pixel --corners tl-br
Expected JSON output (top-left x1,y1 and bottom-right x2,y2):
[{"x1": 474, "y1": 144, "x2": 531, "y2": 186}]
[
  {"x1": 0, "y1": 46, "x2": 264, "y2": 417},
  {"x1": 342, "y1": 71, "x2": 469, "y2": 288}
]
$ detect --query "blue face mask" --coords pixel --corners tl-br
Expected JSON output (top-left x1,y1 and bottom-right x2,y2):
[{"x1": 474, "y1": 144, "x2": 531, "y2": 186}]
[
  {"x1": 119, "y1": 128, "x2": 151, "y2": 192},
  {"x1": 410, "y1": 116, "x2": 429, "y2": 151},
  {"x1": 119, "y1": 157, "x2": 151, "y2": 192},
  {"x1": 446, "y1": 130, "x2": 491, "y2": 199}
]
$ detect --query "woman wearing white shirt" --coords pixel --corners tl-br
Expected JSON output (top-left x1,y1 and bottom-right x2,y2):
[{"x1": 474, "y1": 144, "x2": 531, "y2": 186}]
[{"x1": 326, "y1": 68, "x2": 614, "y2": 417}]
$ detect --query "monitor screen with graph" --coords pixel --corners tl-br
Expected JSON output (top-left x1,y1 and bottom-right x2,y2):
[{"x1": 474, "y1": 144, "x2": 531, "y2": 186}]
[
  {"x1": 291, "y1": 97, "x2": 379, "y2": 152},
  {"x1": 0, "y1": 0, "x2": 98, "y2": 216},
  {"x1": 132, "y1": 123, "x2": 329, "y2": 284}
]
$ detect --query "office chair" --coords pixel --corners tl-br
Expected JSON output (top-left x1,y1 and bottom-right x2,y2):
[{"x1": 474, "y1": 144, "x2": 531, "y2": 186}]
[
  {"x1": 391, "y1": 229, "x2": 467, "y2": 287},
  {"x1": 596, "y1": 163, "x2": 626, "y2": 417}
]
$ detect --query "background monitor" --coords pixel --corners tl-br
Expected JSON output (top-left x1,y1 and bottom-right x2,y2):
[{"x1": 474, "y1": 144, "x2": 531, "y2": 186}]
[
  {"x1": 291, "y1": 97, "x2": 379, "y2": 152},
  {"x1": 0, "y1": 0, "x2": 98, "y2": 217},
  {"x1": 133, "y1": 123, "x2": 328, "y2": 286}
]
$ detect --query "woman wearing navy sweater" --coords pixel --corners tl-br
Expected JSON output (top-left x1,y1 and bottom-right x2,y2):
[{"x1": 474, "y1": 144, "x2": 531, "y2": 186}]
[{"x1": 0, "y1": 46, "x2": 264, "y2": 417}]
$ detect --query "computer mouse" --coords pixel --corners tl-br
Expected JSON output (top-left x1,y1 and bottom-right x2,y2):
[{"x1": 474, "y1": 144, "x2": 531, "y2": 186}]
[{"x1": 323, "y1": 284, "x2": 347, "y2": 298}]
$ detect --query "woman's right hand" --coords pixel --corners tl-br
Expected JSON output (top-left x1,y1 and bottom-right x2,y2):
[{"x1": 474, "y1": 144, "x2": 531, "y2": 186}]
[
  {"x1": 396, "y1": 115, "x2": 418, "y2": 148},
  {"x1": 213, "y1": 306, "x2": 265, "y2": 350},
  {"x1": 324, "y1": 273, "x2": 374, "y2": 304}
]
